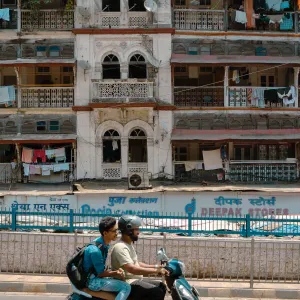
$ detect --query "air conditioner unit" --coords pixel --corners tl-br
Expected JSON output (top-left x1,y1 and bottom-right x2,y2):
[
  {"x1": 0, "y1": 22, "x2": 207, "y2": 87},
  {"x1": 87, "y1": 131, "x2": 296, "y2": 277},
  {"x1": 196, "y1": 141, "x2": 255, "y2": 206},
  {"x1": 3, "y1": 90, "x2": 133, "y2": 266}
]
[{"x1": 128, "y1": 172, "x2": 152, "y2": 190}]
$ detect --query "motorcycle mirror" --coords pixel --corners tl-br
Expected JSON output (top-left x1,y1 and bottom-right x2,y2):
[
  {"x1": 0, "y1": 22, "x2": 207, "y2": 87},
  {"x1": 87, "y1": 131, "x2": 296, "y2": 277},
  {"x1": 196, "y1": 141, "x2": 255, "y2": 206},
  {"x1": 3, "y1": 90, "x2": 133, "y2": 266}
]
[{"x1": 156, "y1": 248, "x2": 169, "y2": 262}]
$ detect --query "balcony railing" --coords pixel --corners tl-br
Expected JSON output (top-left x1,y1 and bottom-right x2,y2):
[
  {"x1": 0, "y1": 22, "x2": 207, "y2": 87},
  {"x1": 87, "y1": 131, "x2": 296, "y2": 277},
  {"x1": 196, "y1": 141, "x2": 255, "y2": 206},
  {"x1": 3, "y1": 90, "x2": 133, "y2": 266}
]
[
  {"x1": 21, "y1": 87, "x2": 74, "y2": 108},
  {"x1": 103, "y1": 163, "x2": 122, "y2": 180},
  {"x1": 128, "y1": 12, "x2": 153, "y2": 27},
  {"x1": 0, "y1": 163, "x2": 14, "y2": 183},
  {"x1": 97, "y1": 12, "x2": 121, "y2": 28},
  {"x1": 228, "y1": 87, "x2": 294, "y2": 108},
  {"x1": 0, "y1": 9, "x2": 17, "y2": 29},
  {"x1": 21, "y1": 9, "x2": 74, "y2": 31},
  {"x1": 128, "y1": 163, "x2": 148, "y2": 174},
  {"x1": 174, "y1": 87, "x2": 224, "y2": 107},
  {"x1": 174, "y1": 9, "x2": 225, "y2": 31},
  {"x1": 92, "y1": 80, "x2": 154, "y2": 101},
  {"x1": 229, "y1": 161, "x2": 298, "y2": 183}
]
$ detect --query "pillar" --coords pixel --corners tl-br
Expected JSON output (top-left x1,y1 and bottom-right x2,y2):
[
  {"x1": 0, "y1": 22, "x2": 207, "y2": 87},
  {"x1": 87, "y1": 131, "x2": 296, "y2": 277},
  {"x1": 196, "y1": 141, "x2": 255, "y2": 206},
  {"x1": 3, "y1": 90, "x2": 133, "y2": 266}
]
[
  {"x1": 147, "y1": 138, "x2": 154, "y2": 176},
  {"x1": 224, "y1": 66, "x2": 229, "y2": 107},
  {"x1": 121, "y1": 137, "x2": 128, "y2": 177},
  {"x1": 14, "y1": 67, "x2": 21, "y2": 108},
  {"x1": 294, "y1": 67, "x2": 299, "y2": 108},
  {"x1": 120, "y1": 64, "x2": 128, "y2": 80}
]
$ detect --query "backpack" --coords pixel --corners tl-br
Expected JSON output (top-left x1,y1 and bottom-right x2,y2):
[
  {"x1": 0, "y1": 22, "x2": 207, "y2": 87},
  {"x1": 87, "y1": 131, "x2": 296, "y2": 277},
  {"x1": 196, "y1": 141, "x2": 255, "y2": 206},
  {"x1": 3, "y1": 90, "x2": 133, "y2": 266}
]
[{"x1": 66, "y1": 242, "x2": 105, "y2": 290}]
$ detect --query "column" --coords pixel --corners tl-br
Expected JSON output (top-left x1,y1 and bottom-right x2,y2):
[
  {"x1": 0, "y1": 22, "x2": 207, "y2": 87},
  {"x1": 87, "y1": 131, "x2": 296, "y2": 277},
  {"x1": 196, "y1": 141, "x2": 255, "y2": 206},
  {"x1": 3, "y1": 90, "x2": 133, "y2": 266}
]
[
  {"x1": 120, "y1": 0, "x2": 128, "y2": 26},
  {"x1": 17, "y1": 0, "x2": 21, "y2": 33},
  {"x1": 294, "y1": 67, "x2": 299, "y2": 108},
  {"x1": 15, "y1": 143, "x2": 22, "y2": 183},
  {"x1": 14, "y1": 67, "x2": 21, "y2": 108},
  {"x1": 95, "y1": 136, "x2": 103, "y2": 178},
  {"x1": 224, "y1": 66, "x2": 229, "y2": 107},
  {"x1": 121, "y1": 137, "x2": 128, "y2": 177},
  {"x1": 120, "y1": 64, "x2": 128, "y2": 80},
  {"x1": 147, "y1": 138, "x2": 154, "y2": 176}
]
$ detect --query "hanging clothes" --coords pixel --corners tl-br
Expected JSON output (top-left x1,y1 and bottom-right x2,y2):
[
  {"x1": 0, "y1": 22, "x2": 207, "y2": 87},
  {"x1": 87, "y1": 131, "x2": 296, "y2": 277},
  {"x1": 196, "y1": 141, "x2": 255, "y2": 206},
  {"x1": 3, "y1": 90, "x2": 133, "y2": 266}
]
[
  {"x1": 32, "y1": 150, "x2": 46, "y2": 163},
  {"x1": 267, "y1": 14, "x2": 284, "y2": 23},
  {"x1": 112, "y1": 140, "x2": 118, "y2": 151},
  {"x1": 55, "y1": 147, "x2": 66, "y2": 163},
  {"x1": 246, "y1": 0, "x2": 256, "y2": 28},
  {"x1": 266, "y1": 0, "x2": 282, "y2": 11},
  {"x1": 22, "y1": 148, "x2": 33, "y2": 163},
  {"x1": 254, "y1": 0, "x2": 267, "y2": 11},
  {"x1": 280, "y1": 13, "x2": 293, "y2": 30},
  {"x1": 29, "y1": 165, "x2": 41, "y2": 175},
  {"x1": 264, "y1": 89, "x2": 280, "y2": 105},
  {"x1": 251, "y1": 89, "x2": 265, "y2": 108},
  {"x1": 23, "y1": 163, "x2": 29, "y2": 176},
  {"x1": 0, "y1": 8, "x2": 10, "y2": 21},
  {"x1": 235, "y1": 11, "x2": 248, "y2": 24},
  {"x1": 46, "y1": 149, "x2": 55, "y2": 159},
  {"x1": 278, "y1": 86, "x2": 296, "y2": 105}
]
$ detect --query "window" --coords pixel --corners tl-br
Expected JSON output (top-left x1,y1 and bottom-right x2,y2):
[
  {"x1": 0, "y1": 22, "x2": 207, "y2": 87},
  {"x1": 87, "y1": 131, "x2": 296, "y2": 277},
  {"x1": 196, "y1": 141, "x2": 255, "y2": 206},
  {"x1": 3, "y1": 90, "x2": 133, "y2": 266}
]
[
  {"x1": 63, "y1": 66, "x2": 73, "y2": 73},
  {"x1": 102, "y1": 0, "x2": 120, "y2": 11},
  {"x1": 49, "y1": 46, "x2": 60, "y2": 57},
  {"x1": 129, "y1": 0, "x2": 146, "y2": 11},
  {"x1": 174, "y1": 45, "x2": 186, "y2": 54},
  {"x1": 37, "y1": 66, "x2": 50, "y2": 73},
  {"x1": 260, "y1": 75, "x2": 275, "y2": 87},
  {"x1": 50, "y1": 121, "x2": 59, "y2": 131},
  {"x1": 129, "y1": 54, "x2": 147, "y2": 79},
  {"x1": 129, "y1": 129, "x2": 147, "y2": 163},
  {"x1": 103, "y1": 129, "x2": 121, "y2": 163},
  {"x1": 174, "y1": 66, "x2": 187, "y2": 73},
  {"x1": 2, "y1": 0, "x2": 16, "y2": 6},
  {"x1": 234, "y1": 145, "x2": 252, "y2": 160},
  {"x1": 36, "y1": 121, "x2": 47, "y2": 132},
  {"x1": 188, "y1": 47, "x2": 198, "y2": 55},
  {"x1": 175, "y1": 146, "x2": 188, "y2": 161},
  {"x1": 36, "y1": 46, "x2": 47, "y2": 57},
  {"x1": 102, "y1": 54, "x2": 120, "y2": 79},
  {"x1": 175, "y1": 0, "x2": 186, "y2": 5}
]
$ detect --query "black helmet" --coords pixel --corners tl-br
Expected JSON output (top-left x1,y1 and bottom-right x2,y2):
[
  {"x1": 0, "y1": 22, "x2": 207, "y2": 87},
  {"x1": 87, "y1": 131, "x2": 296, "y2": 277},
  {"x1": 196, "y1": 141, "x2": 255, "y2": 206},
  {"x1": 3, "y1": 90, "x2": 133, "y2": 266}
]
[{"x1": 118, "y1": 215, "x2": 143, "y2": 236}]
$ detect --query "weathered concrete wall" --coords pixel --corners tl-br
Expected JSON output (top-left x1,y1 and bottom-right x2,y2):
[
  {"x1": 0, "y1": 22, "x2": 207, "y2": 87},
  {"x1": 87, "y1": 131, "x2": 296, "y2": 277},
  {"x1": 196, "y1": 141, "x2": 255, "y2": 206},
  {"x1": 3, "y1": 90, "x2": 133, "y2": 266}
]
[{"x1": 0, "y1": 232, "x2": 300, "y2": 281}]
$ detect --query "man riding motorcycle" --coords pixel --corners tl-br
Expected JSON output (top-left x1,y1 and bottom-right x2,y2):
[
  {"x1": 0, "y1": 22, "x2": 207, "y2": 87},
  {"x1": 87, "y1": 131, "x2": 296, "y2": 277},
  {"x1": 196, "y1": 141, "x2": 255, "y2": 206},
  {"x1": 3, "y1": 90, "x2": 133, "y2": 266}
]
[{"x1": 111, "y1": 215, "x2": 169, "y2": 300}]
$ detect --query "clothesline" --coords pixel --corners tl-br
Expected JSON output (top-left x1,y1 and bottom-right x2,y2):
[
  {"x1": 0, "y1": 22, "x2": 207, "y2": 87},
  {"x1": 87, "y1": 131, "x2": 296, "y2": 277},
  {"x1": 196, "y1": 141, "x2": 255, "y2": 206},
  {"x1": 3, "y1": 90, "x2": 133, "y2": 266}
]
[
  {"x1": 23, "y1": 162, "x2": 70, "y2": 176},
  {"x1": 22, "y1": 147, "x2": 67, "y2": 164}
]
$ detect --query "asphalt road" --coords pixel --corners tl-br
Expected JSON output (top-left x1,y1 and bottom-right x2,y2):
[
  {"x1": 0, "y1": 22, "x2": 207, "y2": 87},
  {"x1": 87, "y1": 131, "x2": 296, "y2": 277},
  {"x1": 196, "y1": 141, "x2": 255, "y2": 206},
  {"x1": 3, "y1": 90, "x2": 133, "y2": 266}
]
[{"x1": 0, "y1": 294, "x2": 68, "y2": 300}]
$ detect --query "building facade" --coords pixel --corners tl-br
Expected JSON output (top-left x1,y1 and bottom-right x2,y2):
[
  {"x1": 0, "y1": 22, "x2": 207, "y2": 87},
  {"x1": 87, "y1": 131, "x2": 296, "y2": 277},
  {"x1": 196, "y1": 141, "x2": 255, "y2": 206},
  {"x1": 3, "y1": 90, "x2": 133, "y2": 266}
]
[{"x1": 0, "y1": 0, "x2": 298, "y2": 200}]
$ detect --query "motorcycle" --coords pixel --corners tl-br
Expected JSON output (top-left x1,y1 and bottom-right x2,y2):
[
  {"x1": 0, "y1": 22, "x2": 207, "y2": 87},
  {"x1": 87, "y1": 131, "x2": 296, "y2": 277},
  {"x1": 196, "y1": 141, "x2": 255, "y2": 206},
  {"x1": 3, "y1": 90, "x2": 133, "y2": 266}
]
[
  {"x1": 67, "y1": 248, "x2": 199, "y2": 300},
  {"x1": 157, "y1": 248, "x2": 199, "y2": 300}
]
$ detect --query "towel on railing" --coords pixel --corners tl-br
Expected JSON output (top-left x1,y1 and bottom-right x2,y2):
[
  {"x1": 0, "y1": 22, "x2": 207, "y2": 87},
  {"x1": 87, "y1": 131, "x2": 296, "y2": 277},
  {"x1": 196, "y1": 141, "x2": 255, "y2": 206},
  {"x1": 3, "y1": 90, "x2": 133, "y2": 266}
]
[
  {"x1": 0, "y1": 8, "x2": 10, "y2": 21},
  {"x1": 22, "y1": 148, "x2": 33, "y2": 163}
]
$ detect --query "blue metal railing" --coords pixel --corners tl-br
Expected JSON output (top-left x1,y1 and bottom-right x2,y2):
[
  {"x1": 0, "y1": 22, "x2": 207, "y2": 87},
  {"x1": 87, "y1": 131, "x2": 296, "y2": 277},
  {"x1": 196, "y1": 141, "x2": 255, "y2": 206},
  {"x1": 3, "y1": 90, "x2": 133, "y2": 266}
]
[{"x1": 1, "y1": 208, "x2": 300, "y2": 237}]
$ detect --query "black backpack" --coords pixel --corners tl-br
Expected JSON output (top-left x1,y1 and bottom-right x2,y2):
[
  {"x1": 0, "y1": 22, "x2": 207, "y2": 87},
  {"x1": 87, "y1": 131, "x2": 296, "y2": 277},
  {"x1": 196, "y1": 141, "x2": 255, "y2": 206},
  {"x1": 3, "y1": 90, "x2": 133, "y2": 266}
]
[{"x1": 66, "y1": 242, "x2": 105, "y2": 290}]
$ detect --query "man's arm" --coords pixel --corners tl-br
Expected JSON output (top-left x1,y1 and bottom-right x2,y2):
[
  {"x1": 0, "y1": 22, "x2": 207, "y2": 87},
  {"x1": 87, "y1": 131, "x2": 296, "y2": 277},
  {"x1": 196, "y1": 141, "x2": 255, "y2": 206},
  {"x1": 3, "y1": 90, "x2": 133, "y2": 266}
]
[
  {"x1": 122, "y1": 263, "x2": 166, "y2": 276},
  {"x1": 138, "y1": 262, "x2": 158, "y2": 269}
]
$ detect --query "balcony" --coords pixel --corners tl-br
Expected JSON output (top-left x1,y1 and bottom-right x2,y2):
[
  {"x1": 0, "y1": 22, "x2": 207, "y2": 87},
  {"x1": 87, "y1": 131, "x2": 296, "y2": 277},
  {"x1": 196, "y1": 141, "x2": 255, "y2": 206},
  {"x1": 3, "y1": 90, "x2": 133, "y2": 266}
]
[
  {"x1": 92, "y1": 80, "x2": 154, "y2": 102},
  {"x1": 229, "y1": 161, "x2": 298, "y2": 183},
  {"x1": 96, "y1": 11, "x2": 153, "y2": 28},
  {"x1": 0, "y1": 9, "x2": 17, "y2": 29},
  {"x1": 21, "y1": 9, "x2": 74, "y2": 31},
  {"x1": 174, "y1": 87, "x2": 224, "y2": 107},
  {"x1": 103, "y1": 163, "x2": 122, "y2": 180},
  {"x1": 228, "y1": 87, "x2": 296, "y2": 108},
  {"x1": 174, "y1": 9, "x2": 225, "y2": 31},
  {"x1": 173, "y1": 8, "x2": 298, "y2": 33},
  {"x1": 21, "y1": 87, "x2": 74, "y2": 108}
]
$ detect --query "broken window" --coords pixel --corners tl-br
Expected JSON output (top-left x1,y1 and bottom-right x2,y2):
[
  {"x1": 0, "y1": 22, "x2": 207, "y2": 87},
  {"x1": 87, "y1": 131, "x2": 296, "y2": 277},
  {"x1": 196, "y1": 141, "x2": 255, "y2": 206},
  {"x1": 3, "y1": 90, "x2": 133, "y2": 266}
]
[
  {"x1": 129, "y1": 54, "x2": 147, "y2": 79},
  {"x1": 129, "y1": 128, "x2": 147, "y2": 163},
  {"x1": 102, "y1": 54, "x2": 120, "y2": 79},
  {"x1": 102, "y1": 0, "x2": 120, "y2": 11},
  {"x1": 103, "y1": 129, "x2": 121, "y2": 163},
  {"x1": 129, "y1": 0, "x2": 146, "y2": 11}
]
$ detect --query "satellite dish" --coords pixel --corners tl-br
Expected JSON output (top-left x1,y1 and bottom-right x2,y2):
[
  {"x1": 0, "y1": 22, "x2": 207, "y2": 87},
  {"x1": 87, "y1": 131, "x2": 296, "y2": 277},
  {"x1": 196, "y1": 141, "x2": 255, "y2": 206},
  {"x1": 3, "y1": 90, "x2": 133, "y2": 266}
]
[
  {"x1": 144, "y1": 0, "x2": 158, "y2": 12},
  {"x1": 77, "y1": 6, "x2": 91, "y2": 19},
  {"x1": 78, "y1": 60, "x2": 91, "y2": 70}
]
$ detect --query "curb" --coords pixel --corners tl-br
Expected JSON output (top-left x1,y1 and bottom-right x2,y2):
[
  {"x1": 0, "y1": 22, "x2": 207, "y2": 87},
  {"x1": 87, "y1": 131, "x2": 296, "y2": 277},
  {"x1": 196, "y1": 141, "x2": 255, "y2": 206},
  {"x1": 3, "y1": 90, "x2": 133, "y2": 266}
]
[{"x1": 0, "y1": 282, "x2": 299, "y2": 299}]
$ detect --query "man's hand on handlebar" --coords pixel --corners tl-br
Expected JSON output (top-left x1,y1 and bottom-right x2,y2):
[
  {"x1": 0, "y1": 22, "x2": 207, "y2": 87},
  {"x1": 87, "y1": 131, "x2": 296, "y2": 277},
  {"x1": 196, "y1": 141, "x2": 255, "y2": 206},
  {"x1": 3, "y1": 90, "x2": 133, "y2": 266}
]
[{"x1": 157, "y1": 267, "x2": 170, "y2": 276}]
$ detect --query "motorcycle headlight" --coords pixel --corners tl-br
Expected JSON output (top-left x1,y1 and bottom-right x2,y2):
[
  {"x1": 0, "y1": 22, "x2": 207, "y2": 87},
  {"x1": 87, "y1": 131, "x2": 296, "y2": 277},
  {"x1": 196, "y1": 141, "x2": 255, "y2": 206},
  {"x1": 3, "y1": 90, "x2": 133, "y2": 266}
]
[
  {"x1": 178, "y1": 261, "x2": 186, "y2": 275},
  {"x1": 178, "y1": 284, "x2": 194, "y2": 300}
]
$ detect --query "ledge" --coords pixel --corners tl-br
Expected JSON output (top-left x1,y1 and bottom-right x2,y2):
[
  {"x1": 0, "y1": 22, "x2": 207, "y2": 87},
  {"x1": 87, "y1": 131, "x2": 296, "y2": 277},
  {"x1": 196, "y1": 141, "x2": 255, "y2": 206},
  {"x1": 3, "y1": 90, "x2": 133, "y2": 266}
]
[
  {"x1": 72, "y1": 106, "x2": 93, "y2": 111},
  {"x1": 72, "y1": 28, "x2": 175, "y2": 35}
]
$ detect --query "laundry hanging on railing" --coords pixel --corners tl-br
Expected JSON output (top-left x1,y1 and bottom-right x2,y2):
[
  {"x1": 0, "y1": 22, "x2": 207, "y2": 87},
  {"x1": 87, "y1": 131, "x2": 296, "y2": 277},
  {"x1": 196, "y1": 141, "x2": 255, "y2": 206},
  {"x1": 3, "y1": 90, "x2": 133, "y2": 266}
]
[
  {"x1": 23, "y1": 163, "x2": 70, "y2": 176},
  {"x1": 0, "y1": 86, "x2": 15, "y2": 106},
  {"x1": 22, "y1": 147, "x2": 66, "y2": 163},
  {"x1": 0, "y1": 8, "x2": 10, "y2": 21},
  {"x1": 277, "y1": 86, "x2": 296, "y2": 105}
]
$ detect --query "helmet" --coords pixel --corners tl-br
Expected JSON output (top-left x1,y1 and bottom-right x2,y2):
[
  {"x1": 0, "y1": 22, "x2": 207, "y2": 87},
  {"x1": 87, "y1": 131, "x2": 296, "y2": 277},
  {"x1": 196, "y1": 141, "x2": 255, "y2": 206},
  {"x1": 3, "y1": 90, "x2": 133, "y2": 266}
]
[{"x1": 118, "y1": 215, "x2": 143, "y2": 236}]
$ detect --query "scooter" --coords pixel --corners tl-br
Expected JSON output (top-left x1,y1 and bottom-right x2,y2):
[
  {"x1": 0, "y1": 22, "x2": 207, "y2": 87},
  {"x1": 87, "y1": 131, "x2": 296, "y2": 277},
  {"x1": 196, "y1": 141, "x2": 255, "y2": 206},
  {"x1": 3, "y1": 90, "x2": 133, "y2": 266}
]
[
  {"x1": 67, "y1": 248, "x2": 199, "y2": 300},
  {"x1": 157, "y1": 248, "x2": 200, "y2": 300}
]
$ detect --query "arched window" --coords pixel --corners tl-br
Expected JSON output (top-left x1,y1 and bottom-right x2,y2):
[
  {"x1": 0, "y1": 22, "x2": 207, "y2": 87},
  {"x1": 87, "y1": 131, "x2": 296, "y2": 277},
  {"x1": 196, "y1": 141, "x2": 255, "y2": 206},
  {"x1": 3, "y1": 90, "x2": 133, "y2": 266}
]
[
  {"x1": 103, "y1": 129, "x2": 121, "y2": 163},
  {"x1": 102, "y1": 0, "x2": 120, "y2": 11},
  {"x1": 129, "y1": 54, "x2": 147, "y2": 79},
  {"x1": 102, "y1": 54, "x2": 120, "y2": 79},
  {"x1": 129, "y1": 128, "x2": 147, "y2": 163},
  {"x1": 129, "y1": 0, "x2": 146, "y2": 11},
  {"x1": 174, "y1": 45, "x2": 186, "y2": 54}
]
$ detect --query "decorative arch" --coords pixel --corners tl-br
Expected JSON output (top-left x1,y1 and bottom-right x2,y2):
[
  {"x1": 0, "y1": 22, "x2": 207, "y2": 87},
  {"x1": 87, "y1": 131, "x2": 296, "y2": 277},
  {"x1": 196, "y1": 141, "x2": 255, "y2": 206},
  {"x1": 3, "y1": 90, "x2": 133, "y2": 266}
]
[
  {"x1": 124, "y1": 46, "x2": 159, "y2": 67},
  {"x1": 102, "y1": 53, "x2": 120, "y2": 79},
  {"x1": 129, "y1": 53, "x2": 147, "y2": 79},
  {"x1": 124, "y1": 120, "x2": 154, "y2": 138},
  {"x1": 96, "y1": 120, "x2": 124, "y2": 140},
  {"x1": 99, "y1": 50, "x2": 123, "y2": 65},
  {"x1": 174, "y1": 44, "x2": 187, "y2": 54}
]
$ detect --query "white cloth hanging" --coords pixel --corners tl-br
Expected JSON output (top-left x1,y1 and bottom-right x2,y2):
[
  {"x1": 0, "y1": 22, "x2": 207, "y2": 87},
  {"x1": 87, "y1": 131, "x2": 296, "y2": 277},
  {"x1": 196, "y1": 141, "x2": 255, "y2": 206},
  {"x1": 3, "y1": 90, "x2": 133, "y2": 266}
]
[{"x1": 112, "y1": 140, "x2": 118, "y2": 151}]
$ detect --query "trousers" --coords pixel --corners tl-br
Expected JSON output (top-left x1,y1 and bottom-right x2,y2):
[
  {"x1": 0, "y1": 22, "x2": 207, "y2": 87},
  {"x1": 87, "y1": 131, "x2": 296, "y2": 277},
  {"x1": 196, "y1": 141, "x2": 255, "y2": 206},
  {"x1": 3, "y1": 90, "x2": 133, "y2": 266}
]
[{"x1": 129, "y1": 279, "x2": 167, "y2": 300}]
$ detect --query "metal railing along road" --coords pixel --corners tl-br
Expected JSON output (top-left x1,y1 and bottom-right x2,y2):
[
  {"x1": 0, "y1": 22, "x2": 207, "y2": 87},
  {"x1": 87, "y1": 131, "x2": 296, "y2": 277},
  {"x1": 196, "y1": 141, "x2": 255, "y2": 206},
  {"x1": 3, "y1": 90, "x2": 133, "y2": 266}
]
[
  {"x1": 1, "y1": 231, "x2": 300, "y2": 288},
  {"x1": 1, "y1": 209, "x2": 300, "y2": 237}
]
